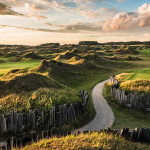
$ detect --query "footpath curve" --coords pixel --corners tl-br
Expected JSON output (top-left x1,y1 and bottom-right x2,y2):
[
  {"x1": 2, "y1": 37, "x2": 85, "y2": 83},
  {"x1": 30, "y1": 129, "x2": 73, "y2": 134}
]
[{"x1": 76, "y1": 80, "x2": 115, "y2": 131}]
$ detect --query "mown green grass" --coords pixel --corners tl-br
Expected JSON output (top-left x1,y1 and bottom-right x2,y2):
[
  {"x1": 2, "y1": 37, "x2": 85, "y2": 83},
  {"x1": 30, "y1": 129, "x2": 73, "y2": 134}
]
[
  {"x1": 138, "y1": 49, "x2": 150, "y2": 58},
  {"x1": 103, "y1": 84, "x2": 150, "y2": 130},
  {"x1": 115, "y1": 68, "x2": 150, "y2": 81},
  {"x1": 129, "y1": 68, "x2": 150, "y2": 80},
  {"x1": 0, "y1": 56, "x2": 12, "y2": 61},
  {"x1": 0, "y1": 59, "x2": 40, "y2": 76},
  {"x1": 19, "y1": 132, "x2": 150, "y2": 150},
  {"x1": 115, "y1": 68, "x2": 150, "y2": 93},
  {"x1": 0, "y1": 46, "x2": 150, "y2": 133}
]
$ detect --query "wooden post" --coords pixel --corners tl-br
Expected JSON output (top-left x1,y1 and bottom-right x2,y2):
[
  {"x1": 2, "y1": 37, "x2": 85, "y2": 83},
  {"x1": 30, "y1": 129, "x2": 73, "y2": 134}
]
[{"x1": 11, "y1": 137, "x2": 13, "y2": 150}]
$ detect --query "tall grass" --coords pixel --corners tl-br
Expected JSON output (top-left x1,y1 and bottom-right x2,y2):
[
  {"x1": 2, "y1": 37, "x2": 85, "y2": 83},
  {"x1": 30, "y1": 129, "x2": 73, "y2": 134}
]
[
  {"x1": 19, "y1": 132, "x2": 150, "y2": 150},
  {"x1": 103, "y1": 83, "x2": 150, "y2": 130},
  {"x1": 120, "y1": 80, "x2": 150, "y2": 93},
  {"x1": 0, "y1": 88, "x2": 80, "y2": 114}
]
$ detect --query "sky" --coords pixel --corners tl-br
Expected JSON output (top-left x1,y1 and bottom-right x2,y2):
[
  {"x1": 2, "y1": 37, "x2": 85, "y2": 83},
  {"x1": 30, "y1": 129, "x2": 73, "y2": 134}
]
[{"x1": 0, "y1": 0, "x2": 150, "y2": 45}]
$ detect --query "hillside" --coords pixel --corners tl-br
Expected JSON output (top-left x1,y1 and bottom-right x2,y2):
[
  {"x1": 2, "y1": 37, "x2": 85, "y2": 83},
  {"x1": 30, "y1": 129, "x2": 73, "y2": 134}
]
[
  {"x1": 20, "y1": 132, "x2": 150, "y2": 150},
  {"x1": 0, "y1": 71, "x2": 62, "y2": 96},
  {"x1": 115, "y1": 68, "x2": 150, "y2": 93},
  {"x1": 0, "y1": 43, "x2": 150, "y2": 149}
]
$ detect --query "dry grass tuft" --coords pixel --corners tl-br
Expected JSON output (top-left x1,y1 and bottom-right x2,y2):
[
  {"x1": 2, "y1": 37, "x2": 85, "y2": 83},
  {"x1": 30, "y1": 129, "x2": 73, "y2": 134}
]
[{"x1": 120, "y1": 80, "x2": 150, "y2": 93}]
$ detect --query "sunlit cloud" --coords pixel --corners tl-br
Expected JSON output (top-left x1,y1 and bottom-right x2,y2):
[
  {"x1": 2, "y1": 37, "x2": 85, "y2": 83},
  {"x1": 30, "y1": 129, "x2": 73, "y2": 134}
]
[
  {"x1": 0, "y1": 3, "x2": 24, "y2": 16},
  {"x1": 1, "y1": 0, "x2": 150, "y2": 45},
  {"x1": 138, "y1": 3, "x2": 150, "y2": 27},
  {"x1": 102, "y1": 12, "x2": 136, "y2": 31}
]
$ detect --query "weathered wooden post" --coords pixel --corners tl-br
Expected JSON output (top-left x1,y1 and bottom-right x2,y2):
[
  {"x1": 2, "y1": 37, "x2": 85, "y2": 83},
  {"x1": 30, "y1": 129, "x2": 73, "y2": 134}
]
[{"x1": 10, "y1": 137, "x2": 13, "y2": 150}]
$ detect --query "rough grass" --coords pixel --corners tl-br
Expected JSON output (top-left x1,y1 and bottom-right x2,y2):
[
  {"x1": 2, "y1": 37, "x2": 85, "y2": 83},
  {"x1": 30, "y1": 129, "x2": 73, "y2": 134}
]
[
  {"x1": 1, "y1": 45, "x2": 150, "y2": 135},
  {"x1": 54, "y1": 50, "x2": 76, "y2": 61},
  {"x1": 120, "y1": 80, "x2": 150, "y2": 93},
  {"x1": 22, "y1": 52, "x2": 42, "y2": 59},
  {"x1": 103, "y1": 83, "x2": 150, "y2": 130},
  {"x1": 0, "y1": 73, "x2": 62, "y2": 98},
  {"x1": 115, "y1": 68, "x2": 150, "y2": 93},
  {"x1": 0, "y1": 88, "x2": 79, "y2": 114},
  {"x1": 19, "y1": 132, "x2": 150, "y2": 150}
]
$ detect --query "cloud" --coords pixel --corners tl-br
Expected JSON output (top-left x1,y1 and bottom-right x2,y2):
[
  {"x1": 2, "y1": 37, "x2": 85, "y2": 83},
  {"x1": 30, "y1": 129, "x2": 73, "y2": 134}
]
[
  {"x1": 0, "y1": 25, "x2": 65, "y2": 33},
  {"x1": 26, "y1": 3, "x2": 49, "y2": 11},
  {"x1": 144, "y1": 33, "x2": 150, "y2": 37},
  {"x1": 0, "y1": 21, "x2": 102, "y2": 33},
  {"x1": 1, "y1": 0, "x2": 118, "y2": 20},
  {"x1": 138, "y1": 3, "x2": 150, "y2": 27},
  {"x1": 44, "y1": 22, "x2": 53, "y2": 27},
  {"x1": 102, "y1": 3, "x2": 150, "y2": 32},
  {"x1": 102, "y1": 12, "x2": 135, "y2": 31},
  {"x1": 0, "y1": 3, "x2": 24, "y2": 16},
  {"x1": 78, "y1": 7, "x2": 118, "y2": 18},
  {"x1": 61, "y1": 22, "x2": 102, "y2": 31}
]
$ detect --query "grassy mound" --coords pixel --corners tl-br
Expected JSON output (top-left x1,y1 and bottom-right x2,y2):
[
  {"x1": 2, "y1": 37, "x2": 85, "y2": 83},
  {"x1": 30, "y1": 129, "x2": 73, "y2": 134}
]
[
  {"x1": 54, "y1": 50, "x2": 76, "y2": 61},
  {"x1": 105, "y1": 55, "x2": 141, "y2": 61},
  {"x1": 20, "y1": 132, "x2": 150, "y2": 150},
  {"x1": 0, "y1": 72, "x2": 62, "y2": 98},
  {"x1": 5, "y1": 52, "x2": 19, "y2": 57},
  {"x1": 33, "y1": 60, "x2": 67, "y2": 73},
  {"x1": 30, "y1": 88, "x2": 79, "y2": 109},
  {"x1": 120, "y1": 80, "x2": 150, "y2": 93},
  {"x1": 0, "y1": 88, "x2": 79, "y2": 114},
  {"x1": 103, "y1": 83, "x2": 150, "y2": 129},
  {"x1": 82, "y1": 52, "x2": 127, "y2": 68},
  {"x1": 67, "y1": 56, "x2": 80, "y2": 62},
  {"x1": 71, "y1": 48, "x2": 83, "y2": 54},
  {"x1": 115, "y1": 69, "x2": 150, "y2": 93},
  {"x1": 32, "y1": 59, "x2": 101, "y2": 88},
  {"x1": 113, "y1": 47, "x2": 137, "y2": 54},
  {"x1": 1, "y1": 69, "x2": 27, "y2": 80},
  {"x1": 22, "y1": 52, "x2": 42, "y2": 59}
]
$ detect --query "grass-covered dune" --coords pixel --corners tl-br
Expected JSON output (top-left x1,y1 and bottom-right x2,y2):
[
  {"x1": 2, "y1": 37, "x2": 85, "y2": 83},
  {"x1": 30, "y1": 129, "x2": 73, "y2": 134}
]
[
  {"x1": 19, "y1": 132, "x2": 150, "y2": 150},
  {"x1": 103, "y1": 83, "x2": 150, "y2": 130},
  {"x1": 0, "y1": 69, "x2": 73, "y2": 114},
  {"x1": 0, "y1": 71, "x2": 62, "y2": 97},
  {"x1": 120, "y1": 80, "x2": 150, "y2": 93},
  {"x1": 115, "y1": 68, "x2": 150, "y2": 93},
  {"x1": 0, "y1": 44, "x2": 150, "y2": 132}
]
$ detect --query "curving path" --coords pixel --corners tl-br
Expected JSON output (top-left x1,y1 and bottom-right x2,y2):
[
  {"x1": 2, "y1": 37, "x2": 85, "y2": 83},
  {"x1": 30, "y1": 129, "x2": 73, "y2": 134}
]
[{"x1": 76, "y1": 80, "x2": 115, "y2": 131}]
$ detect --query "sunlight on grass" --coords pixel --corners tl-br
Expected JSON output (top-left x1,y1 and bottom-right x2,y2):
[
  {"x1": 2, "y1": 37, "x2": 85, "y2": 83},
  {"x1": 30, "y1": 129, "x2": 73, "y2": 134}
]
[
  {"x1": 0, "y1": 60, "x2": 40, "y2": 75},
  {"x1": 103, "y1": 84, "x2": 150, "y2": 130},
  {"x1": 19, "y1": 132, "x2": 150, "y2": 150}
]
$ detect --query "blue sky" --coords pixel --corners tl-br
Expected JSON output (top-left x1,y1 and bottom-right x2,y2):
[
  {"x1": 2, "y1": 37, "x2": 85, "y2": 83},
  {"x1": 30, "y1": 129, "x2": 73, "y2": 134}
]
[{"x1": 0, "y1": 0, "x2": 150, "y2": 45}]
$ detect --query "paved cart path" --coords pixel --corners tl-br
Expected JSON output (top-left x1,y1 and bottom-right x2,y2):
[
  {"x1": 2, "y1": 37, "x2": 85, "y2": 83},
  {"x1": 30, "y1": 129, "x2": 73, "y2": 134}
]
[{"x1": 76, "y1": 80, "x2": 115, "y2": 131}]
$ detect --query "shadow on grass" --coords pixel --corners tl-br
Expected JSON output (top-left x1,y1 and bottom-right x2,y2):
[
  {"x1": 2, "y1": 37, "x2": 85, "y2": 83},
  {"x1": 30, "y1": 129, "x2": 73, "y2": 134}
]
[{"x1": 103, "y1": 83, "x2": 150, "y2": 130}]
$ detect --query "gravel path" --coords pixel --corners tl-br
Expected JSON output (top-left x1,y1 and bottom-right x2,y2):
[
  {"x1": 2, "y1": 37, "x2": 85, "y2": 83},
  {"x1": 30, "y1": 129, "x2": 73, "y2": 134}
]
[{"x1": 76, "y1": 80, "x2": 115, "y2": 131}]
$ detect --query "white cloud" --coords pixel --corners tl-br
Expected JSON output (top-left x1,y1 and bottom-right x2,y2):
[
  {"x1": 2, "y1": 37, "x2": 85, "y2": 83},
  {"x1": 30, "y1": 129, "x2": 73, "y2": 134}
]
[
  {"x1": 138, "y1": 3, "x2": 150, "y2": 27},
  {"x1": 102, "y1": 12, "x2": 135, "y2": 31},
  {"x1": 144, "y1": 33, "x2": 150, "y2": 37}
]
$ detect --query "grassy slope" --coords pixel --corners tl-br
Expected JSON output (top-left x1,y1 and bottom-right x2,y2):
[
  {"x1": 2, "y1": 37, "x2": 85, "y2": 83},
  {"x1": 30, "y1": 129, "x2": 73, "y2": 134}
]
[
  {"x1": 1, "y1": 46, "x2": 150, "y2": 148},
  {"x1": 103, "y1": 84, "x2": 150, "y2": 130},
  {"x1": 0, "y1": 58, "x2": 40, "y2": 77},
  {"x1": 20, "y1": 132, "x2": 150, "y2": 150},
  {"x1": 102, "y1": 48, "x2": 150, "y2": 130},
  {"x1": 113, "y1": 48, "x2": 150, "y2": 93},
  {"x1": 0, "y1": 46, "x2": 150, "y2": 131},
  {"x1": 116, "y1": 68, "x2": 150, "y2": 81}
]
